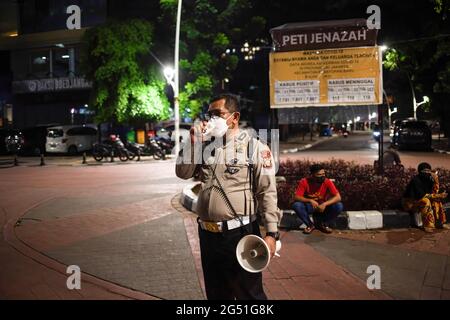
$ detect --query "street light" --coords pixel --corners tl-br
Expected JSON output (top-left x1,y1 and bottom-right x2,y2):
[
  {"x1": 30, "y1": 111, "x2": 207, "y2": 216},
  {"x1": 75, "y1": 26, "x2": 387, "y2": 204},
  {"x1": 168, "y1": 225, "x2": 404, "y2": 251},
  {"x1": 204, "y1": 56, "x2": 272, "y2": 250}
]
[
  {"x1": 389, "y1": 107, "x2": 398, "y2": 115},
  {"x1": 171, "y1": 0, "x2": 182, "y2": 155},
  {"x1": 164, "y1": 67, "x2": 175, "y2": 87},
  {"x1": 353, "y1": 116, "x2": 361, "y2": 130},
  {"x1": 388, "y1": 107, "x2": 397, "y2": 126},
  {"x1": 347, "y1": 120, "x2": 352, "y2": 128},
  {"x1": 414, "y1": 95, "x2": 429, "y2": 120}
]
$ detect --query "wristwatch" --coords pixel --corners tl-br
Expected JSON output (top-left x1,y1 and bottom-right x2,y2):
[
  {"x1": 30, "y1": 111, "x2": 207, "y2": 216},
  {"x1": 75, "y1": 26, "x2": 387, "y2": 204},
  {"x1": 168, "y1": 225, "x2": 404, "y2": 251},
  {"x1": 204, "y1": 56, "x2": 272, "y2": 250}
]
[{"x1": 266, "y1": 232, "x2": 280, "y2": 241}]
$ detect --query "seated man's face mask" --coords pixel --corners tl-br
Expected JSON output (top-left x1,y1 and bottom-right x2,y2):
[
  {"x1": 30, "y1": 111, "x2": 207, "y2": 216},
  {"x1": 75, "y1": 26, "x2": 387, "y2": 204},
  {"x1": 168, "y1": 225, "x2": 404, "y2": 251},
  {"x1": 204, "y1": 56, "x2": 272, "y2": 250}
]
[
  {"x1": 204, "y1": 113, "x2": 234, "y2": 138},
  {"x1": 314, "y1": 176, "x2": 326, "y2": 184},
  {"x1": 419, "y1": 170, "x2": 434, "y2": 182}
]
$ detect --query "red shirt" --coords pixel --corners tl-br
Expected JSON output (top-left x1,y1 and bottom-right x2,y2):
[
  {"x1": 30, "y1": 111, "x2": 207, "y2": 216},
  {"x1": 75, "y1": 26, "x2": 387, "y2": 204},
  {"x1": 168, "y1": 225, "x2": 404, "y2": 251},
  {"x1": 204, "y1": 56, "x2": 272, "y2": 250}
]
[{"x1": 295, "y1": 178, "x2": 339, "y2": 204}]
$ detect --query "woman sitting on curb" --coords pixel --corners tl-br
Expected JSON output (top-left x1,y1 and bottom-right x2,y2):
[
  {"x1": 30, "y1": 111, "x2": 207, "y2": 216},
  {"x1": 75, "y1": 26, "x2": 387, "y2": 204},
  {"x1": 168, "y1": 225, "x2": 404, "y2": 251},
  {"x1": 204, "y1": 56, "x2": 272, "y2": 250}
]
[
  {"x1": 402, "y1": 162, "x2": 449, "y2": 233},
  {"x1": 291, "y1": 164, "x2": 344, "y2": 234}
]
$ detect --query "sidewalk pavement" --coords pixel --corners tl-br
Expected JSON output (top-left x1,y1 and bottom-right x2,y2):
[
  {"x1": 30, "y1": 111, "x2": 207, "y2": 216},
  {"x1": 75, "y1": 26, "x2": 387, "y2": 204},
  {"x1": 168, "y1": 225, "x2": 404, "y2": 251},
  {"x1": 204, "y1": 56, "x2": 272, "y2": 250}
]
[
  {"x1": 1, "y1": 161, "x2": 449, "y2": 300},
  {"x1": 181, "y1": 183, "x2": 450, "y2": 299}
]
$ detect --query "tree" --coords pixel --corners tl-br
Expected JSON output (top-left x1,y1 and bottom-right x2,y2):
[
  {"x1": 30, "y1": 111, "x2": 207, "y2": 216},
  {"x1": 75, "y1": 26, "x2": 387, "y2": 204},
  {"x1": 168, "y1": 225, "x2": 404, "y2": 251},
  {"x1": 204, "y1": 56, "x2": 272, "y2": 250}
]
[
  {"x1": 157, "y1": 0, "x2": 266, "y2": 118},
  {"x1": 81, "y1": 19, "x2": 170, "y2": 124},
  {"x1": 381, "y1": 0, "x2": 450, "y2": 135}
]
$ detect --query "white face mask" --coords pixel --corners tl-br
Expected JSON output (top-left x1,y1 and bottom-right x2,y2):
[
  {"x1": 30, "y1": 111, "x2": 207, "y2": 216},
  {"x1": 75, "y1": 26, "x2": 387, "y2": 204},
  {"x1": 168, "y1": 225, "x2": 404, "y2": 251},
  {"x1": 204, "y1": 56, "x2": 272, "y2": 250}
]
[{"x1": 204, "y1": 113, "x2": 234, "y2": 139}]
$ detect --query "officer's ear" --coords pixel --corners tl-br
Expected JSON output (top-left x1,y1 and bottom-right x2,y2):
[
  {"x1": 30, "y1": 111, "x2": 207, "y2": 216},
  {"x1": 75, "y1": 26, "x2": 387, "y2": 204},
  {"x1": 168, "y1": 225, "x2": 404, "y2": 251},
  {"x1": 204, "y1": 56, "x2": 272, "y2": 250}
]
[{"x1": 232, "y1": 112, "x2": 240, "y2": 123}]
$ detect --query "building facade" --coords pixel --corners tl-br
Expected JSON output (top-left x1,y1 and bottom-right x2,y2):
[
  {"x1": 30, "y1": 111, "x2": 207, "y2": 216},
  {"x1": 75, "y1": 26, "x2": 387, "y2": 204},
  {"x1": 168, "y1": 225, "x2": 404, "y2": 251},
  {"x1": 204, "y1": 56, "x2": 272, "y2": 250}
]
[{"x1": 0, "y1": 0, "x2": 108, "y2": 129}]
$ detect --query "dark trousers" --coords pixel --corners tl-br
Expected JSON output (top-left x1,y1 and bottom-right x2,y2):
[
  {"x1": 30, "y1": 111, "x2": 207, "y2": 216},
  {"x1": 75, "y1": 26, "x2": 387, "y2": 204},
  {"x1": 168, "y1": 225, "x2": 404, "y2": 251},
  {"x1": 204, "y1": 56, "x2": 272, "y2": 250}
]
[
  {"x1": 292, "y1": 201, "x2": 344, "y2": 227},
  {"x1": 198, "y1": 220, "x2": 267, "y2": 300}
]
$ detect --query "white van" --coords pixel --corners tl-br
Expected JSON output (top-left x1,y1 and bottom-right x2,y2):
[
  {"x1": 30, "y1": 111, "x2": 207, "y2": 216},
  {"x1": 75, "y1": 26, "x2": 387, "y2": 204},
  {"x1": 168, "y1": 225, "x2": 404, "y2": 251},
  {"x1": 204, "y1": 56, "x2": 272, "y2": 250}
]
[{"x1": 46, "y1": 125, "x2": 98, "y2": 154}]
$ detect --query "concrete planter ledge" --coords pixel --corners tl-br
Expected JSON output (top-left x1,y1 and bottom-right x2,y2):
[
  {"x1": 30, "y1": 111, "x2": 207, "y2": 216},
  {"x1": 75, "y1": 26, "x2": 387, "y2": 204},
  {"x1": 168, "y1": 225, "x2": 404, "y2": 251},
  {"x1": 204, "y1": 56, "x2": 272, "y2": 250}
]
[{"x1": 180, "y1": 183, "x2": 432, "y2": 230}]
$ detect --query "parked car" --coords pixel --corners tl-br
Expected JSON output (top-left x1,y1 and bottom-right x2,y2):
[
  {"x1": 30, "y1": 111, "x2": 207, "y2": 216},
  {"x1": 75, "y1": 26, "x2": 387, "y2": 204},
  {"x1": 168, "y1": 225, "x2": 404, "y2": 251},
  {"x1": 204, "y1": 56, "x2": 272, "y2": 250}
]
[
  {"x1": 46, "y1": 125, "x2": 98, "y2": 155},
  {"x1": 391, "y1": 119, "x2": 432, "y2": 151},
  {"x1": 20, "y1": 125, "x2": 58, "y2": 155},
  {"x1": 0, "y1": 129, "x2": 24, "y2": 154},
  {"x1": 319, "y1": 123, "x2": 333, "y2": 137}
]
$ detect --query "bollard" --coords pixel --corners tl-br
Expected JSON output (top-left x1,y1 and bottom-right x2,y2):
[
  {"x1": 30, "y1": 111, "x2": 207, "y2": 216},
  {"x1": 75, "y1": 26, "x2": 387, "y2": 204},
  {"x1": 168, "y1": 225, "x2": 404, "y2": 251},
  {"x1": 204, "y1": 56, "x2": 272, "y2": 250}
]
[
  {"x1": 14, "y1": 154, "x2": 19, "y2": 166},
  {"x1": 40, "y1": 154, "x2": 45, "y2": 166},
  {"x1": 82, "y1": 152, "x2": 87, "y2": 164},
  {"x1": 137, "y1": 150, "x2": 141, "y2": 162},
  {"x1": 110, "y1": 150, "x2": 114, "y2": 162}
]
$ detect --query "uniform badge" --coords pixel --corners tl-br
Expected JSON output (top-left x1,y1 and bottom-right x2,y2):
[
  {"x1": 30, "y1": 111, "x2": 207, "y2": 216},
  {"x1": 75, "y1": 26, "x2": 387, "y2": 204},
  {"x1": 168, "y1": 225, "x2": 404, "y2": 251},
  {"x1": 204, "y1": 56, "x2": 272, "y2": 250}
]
[
  {"x1": 236, "y1": 143, "x2": 245, "y2": 153},
  {"x1": 225, "y1": 158, "x2": 240, "y2": 174},
  {"x1": 261, "y1": 150, "x2": 272, "y2": 169}
]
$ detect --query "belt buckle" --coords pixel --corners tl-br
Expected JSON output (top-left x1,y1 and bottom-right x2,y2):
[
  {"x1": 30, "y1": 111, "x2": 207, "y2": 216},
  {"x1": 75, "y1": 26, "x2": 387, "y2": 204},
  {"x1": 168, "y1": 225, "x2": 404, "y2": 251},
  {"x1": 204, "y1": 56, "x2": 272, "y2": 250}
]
[{"x1": 204, "y1": 221, "x2": 221, "y2": 233}]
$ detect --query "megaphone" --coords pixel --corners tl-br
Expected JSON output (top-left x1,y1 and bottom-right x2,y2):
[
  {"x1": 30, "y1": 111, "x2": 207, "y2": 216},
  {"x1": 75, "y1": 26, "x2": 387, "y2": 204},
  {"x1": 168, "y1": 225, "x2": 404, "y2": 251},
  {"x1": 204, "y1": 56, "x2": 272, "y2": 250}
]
[{"x1": 236, "y1": 235, "x2": 281, "y2": 273}]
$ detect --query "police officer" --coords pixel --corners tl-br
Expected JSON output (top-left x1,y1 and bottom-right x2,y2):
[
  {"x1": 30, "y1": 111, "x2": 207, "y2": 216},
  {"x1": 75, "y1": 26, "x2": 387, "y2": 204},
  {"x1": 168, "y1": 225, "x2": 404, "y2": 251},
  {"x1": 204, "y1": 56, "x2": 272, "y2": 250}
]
[{"x1": 176, "y1": 94, "x2": 282, "y2": 300}]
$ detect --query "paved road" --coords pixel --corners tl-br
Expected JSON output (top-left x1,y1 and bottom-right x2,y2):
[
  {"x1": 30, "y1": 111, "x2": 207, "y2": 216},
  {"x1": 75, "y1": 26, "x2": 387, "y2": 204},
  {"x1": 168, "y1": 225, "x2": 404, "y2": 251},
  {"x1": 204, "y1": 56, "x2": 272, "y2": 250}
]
[
  {"x1": 309, "y1": 131, "x2": 389, "y2": 151},
  {"x1": 280, "y1": 132, "x2": 450, "y2": 170}
]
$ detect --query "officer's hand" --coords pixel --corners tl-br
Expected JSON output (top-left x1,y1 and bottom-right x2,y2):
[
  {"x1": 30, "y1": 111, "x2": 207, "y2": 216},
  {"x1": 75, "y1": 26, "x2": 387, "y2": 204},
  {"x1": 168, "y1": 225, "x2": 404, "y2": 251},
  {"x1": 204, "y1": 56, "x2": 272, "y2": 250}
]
[
  {"x1": 440, "y1": 192, "x2": 448, "y2": 199},
  {"x1": 263, "y1": 236, "x2": 276, "y2": 258},
  {"x1": 190, "y1": 121, "x2": 207, "y2": 144}
]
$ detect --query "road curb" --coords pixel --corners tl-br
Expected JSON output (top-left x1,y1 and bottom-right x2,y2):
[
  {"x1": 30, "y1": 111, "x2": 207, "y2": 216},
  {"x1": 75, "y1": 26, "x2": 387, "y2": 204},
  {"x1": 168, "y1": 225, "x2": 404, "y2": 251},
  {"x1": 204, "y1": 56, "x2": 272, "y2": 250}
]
[
  {"x1": 275, "y1": 209, "x2": 415, "y2": 230},
  {"x1": 281, "y1": 135, "x2": 339, "y2": 154},
  {"x1": 180, "y1": 184, "x2": 420, "y2": 231},
  {"x1": 433, "y1": 148, "x2": 450, "y2": 155},
  {"x1": 0, "y1": 159, "x2": 173, "y2": 168}
]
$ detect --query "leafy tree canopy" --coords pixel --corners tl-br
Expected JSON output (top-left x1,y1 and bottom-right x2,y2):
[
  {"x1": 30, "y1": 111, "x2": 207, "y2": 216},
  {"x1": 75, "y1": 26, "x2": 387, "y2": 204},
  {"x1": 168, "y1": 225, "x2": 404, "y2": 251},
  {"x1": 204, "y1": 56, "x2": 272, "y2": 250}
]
[
  {"x1": 158, "y1": 0, "x2": 265, "y2": 118},
  {"x1": 81, "y1": 19, "x2": 170, "y2": 124}
]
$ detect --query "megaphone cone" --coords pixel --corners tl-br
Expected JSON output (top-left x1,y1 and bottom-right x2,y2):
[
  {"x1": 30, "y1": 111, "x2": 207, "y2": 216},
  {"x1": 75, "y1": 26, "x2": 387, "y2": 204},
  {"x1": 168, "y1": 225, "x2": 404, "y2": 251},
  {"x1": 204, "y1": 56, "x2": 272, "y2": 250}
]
[{"x1": 236, "y1": 235, "x2": 271, "y2": 273}]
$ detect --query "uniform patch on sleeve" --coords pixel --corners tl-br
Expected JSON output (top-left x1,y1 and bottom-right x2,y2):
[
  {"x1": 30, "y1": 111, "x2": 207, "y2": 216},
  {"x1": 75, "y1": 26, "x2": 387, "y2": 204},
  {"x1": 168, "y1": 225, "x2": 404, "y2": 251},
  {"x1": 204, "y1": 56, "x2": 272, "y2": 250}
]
[{"x1": 261, "y1": 150, "x2": 273, "y2": 168}]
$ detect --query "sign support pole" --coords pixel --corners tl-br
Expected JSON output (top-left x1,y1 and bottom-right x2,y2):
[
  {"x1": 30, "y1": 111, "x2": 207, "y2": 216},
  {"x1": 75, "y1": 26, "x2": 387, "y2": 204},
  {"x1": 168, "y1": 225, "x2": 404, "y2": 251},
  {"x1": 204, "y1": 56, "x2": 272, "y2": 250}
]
[{"x1": 378, "y1": 104, "x2": 384, "y2": 175}]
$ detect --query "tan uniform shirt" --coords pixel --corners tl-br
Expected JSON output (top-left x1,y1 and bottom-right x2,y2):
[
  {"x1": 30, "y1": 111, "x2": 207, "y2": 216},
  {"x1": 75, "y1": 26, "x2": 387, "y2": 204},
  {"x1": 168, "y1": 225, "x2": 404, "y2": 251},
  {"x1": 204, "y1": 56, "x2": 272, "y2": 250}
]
[{"x1": 175, "y1": 130, "x2": 281, "y2": 233}]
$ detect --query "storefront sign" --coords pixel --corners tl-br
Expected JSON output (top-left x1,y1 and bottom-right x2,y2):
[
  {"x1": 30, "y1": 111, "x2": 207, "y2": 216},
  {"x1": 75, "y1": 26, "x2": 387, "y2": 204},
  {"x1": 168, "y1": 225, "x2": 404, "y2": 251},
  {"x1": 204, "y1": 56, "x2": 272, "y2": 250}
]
[{"x1": 12, "y1": 77, "x2": 92, "y2": 94}]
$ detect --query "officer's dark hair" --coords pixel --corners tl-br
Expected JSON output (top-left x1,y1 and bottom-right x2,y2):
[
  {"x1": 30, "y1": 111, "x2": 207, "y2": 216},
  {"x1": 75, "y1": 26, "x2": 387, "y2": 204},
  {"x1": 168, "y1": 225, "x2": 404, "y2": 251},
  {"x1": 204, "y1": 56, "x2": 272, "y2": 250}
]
[
  {"x1": 210, "y1": 93, "x2": 240, "y2": 113},
  {"x1": 418, "y1": 162, "x2": 431, "y2": 173},
  {"x1": 310, "y1": 164, "x2": 324, "y2": 174}
]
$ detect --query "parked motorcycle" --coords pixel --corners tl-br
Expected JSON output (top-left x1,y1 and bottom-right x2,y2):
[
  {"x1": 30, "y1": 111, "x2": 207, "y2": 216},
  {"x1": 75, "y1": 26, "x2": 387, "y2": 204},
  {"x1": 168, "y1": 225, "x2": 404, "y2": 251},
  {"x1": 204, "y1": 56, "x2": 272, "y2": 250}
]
[
  {"x1": 5, "y1": 133, "x2": 24, "y2": 154},
  {"x1": 154, "y1": 136, "x2": 174, "y2": 155},
  {"x1": 140, "y1": 138, "x2": 166, "y2": 160},
  {"x1": 123, "y1": 141, "x2": 142, "y2": 161},
  {"x1": 92, "y1": 139, "x2": 130, "y2": 162}
]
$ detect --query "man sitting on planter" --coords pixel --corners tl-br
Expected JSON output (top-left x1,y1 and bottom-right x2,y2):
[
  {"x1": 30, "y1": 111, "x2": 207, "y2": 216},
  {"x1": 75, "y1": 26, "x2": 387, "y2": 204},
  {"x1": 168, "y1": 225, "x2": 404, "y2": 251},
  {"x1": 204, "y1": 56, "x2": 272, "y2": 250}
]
[
  {"x1": 402, "y1": 162, "x2": 449, "y2": 233},
  {"x1": 292, "y1": 164, "x2": 344, "y2": 234}
]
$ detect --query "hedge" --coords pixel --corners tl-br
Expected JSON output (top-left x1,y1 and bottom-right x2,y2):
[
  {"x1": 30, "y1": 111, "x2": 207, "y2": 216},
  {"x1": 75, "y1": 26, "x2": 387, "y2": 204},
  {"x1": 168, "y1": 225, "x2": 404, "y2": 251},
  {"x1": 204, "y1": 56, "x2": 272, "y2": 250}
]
[{"x1": 276, "y1": 159, "x2": 450, "y2": 211}]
